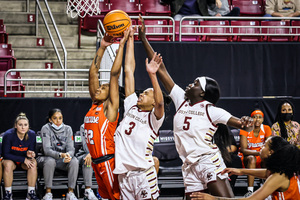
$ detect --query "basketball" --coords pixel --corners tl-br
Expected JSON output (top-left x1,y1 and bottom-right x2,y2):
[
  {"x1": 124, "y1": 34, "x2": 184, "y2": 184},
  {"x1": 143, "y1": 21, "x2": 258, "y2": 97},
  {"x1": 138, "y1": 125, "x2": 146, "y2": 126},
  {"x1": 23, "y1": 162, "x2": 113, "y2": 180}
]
[{"x1": 103, "y1": 10, "x2": 131, "y2": 37}]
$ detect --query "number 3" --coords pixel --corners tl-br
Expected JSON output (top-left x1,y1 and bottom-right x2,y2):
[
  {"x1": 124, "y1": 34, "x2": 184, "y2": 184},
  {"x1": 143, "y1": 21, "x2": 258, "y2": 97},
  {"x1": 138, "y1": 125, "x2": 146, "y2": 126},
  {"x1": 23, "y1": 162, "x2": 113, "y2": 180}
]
[
  {"x1": 125, "y1": 122, "x2": 136, "y2": 135},
  {"x1": 183, "y1": 117, "x2": 192, "y2": 130}
]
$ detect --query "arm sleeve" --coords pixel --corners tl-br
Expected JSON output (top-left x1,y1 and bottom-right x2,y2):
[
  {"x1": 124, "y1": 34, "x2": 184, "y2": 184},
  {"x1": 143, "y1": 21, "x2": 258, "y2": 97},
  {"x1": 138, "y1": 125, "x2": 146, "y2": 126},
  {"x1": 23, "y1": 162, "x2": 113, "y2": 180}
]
[
  {"x1": 124, "y1": 93, "x2": 138, "y2": 115},
  {"x1": 264, "y1": 125, "x2": 272, "y2": 137},
  {"x1": 28, "y1": 130, "x2": 36, "y2": 152},
  {"x1": 169, "y1": 84, "x2": 185, "y2": 111},
  {"x1": 65, "y1": 126, "x2": 75, "y2": 157},
  {"x1": 265, "y1": 0, "x2": 276, "y2": 15},
  {"x1": 2, "y1": 132, "x2": 26, "y2": 163},
  {"x1": 208, "y1": 106, "x2": 232, "y2": 125},
  {"x1": 41, "y1": 125, "x2": 60, "y2": 159}
]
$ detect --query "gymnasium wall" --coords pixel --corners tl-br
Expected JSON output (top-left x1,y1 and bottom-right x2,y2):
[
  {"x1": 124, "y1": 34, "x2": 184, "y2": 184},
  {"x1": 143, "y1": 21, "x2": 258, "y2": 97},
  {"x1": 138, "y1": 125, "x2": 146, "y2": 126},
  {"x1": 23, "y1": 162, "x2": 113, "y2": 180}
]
[{"x1": 1, "y1": 42, "x2": 299, "y2": 133}]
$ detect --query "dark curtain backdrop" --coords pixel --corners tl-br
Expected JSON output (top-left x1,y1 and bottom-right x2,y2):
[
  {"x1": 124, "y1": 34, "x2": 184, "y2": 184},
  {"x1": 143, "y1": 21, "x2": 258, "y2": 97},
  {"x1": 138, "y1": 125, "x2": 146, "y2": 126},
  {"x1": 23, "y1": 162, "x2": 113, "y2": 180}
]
[
  {"x1": 1, "y1": 97, "x2": 300, "y2": 133},
  {"x1": 133, "y1": 42, "x2": 300, "y2": 97}
]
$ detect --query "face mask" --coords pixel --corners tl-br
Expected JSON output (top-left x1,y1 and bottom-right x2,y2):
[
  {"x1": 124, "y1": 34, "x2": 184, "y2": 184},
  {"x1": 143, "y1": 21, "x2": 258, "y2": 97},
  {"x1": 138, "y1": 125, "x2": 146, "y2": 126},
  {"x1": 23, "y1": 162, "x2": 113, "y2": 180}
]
[
  {"x1": 51, "y1": 123, "x2": 64, "y2": 130},
  {"x1": 281, "y1": 113, "x2": 293, "y2": 122}
]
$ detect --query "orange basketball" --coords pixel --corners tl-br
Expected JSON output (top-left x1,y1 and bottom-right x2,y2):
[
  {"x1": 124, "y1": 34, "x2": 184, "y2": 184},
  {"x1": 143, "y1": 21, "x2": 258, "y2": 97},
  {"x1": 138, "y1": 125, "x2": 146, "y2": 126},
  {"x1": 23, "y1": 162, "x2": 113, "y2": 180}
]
[{"x1": 103, "y1": 10, "x2": 131, "y2": 37}]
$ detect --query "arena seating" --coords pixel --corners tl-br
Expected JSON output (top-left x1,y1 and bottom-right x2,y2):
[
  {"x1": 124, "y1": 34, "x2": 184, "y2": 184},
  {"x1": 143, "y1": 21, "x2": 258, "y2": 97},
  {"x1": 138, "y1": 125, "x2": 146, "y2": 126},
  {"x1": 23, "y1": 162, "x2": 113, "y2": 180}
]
[
  {"x1": 0, "y1": 71, "x2": 25, "y2": 97},
  {"x1": 175, "y1": 20, "x2": 201, "y2": 42},
  {"x1": 0, "y1": 19, "x2": 8, "y2": 44},
  {"x1": 108, "y1": 0, "x2": 141, "y2": 16},
  {"x1": 140, "y1": 0, "x2": 171, "y2": 16},
  {"x1": 261, "y1": 21, "x2": 293, "y2": 42},
  {"x1": 0, "y1": 44, "x2": 16, "y2": 71},
  {"x1": 291, "y1": 20, "x2": 300, "y2": 42},
  {"x1": 231, "y1": 20, "x2": 262, "y2": 42},
  {"x1": 231, "y1": 0, "x2": 265, "y2": 16},
  {"x1": 142, "y1": 19, "x2": 171, "y2": 41},
  {"x1": 200, "y1": 20, "x2": 232, "y2": 42}
]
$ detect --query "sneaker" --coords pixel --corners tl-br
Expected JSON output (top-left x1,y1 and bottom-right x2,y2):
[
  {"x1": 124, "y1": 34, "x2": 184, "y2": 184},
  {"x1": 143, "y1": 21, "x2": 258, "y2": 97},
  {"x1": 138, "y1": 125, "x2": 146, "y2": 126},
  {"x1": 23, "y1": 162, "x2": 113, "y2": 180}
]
[
  {"x1": 42, "y1": 193, "x2": 53, "y2": 200},
  {"x1": 84, "y1": 189, "x2": 98, "y2": 200},
  {"x1": 3, "y1": 191, "x2": 12, "y2": 200},
  {"x1": 244, "y1": 190, "x2": 253, "y2": 197},
  {"x1": 26, "y1": 190, "x2": 40, "y2": 200},
  {"x1": 66, "y1": 192, "x2": 78, "y2": 200}
]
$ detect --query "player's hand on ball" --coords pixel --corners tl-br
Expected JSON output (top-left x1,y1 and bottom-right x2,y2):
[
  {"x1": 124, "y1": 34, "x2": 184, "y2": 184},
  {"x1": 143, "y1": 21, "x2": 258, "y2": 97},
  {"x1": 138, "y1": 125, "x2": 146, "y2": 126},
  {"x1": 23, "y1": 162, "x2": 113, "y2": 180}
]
[
  {"x1": 101, "y1": 33, "x2": 115, "y2": 48},
  {"x1": 119, "y1": 27, "x2": 130, "y2": 46}
]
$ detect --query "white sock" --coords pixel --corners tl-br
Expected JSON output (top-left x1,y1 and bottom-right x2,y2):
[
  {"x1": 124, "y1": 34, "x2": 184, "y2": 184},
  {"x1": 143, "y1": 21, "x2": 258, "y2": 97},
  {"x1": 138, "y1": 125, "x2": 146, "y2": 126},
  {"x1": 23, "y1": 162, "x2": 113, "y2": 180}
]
[
  {"x1": 28, "y1": 186, "x2": 35, "y2": 193},
  {"x1": 5, "y1": 187, "x2": 12, "y2": 193},
  {"x1": 248, "y1": 187, "x2": 254, "y2": 192},
  {"x1": 85, "y1": 188, "x2": 92, "y2": 193}
]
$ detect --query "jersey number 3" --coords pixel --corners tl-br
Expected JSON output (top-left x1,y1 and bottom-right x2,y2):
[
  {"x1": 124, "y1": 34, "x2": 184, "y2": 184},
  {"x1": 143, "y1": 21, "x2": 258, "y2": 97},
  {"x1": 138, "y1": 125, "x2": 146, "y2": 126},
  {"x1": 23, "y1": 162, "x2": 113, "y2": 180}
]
[
  {"x1": 84, "y1": 129, "x2": 95, "y2": 145},
  {"x1": 125, "y1": 122, "x2": 136, "y2": 135}
]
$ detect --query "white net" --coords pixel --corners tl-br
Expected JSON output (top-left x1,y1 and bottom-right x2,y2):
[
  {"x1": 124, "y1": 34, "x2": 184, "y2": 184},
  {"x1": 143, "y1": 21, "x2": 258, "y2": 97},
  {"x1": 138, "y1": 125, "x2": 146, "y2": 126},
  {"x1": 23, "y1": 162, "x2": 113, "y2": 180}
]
[{"x1": 67, "y1": 0, "x2": 102, "y2": 18}]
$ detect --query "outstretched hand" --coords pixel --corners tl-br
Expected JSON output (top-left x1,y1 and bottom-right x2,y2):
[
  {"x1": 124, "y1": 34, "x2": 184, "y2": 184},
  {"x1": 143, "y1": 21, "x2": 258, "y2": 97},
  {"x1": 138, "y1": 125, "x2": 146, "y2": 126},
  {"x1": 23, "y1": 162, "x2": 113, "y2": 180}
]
[
  {"x1": 240, "y1": 116, "x2": 254, "y2": 130},
  {"x1": 145, "y1": 52, "x2": 162, "y2": 75},
  {"x1": 190, "y1": 192, "x2": 215, "y2": 200},
  {"x1": 221, "y1": 168, "x2": 244, "y2": 176},
  {"x1": 138, "y1": 14, "x2": 146, "y2": 40}
]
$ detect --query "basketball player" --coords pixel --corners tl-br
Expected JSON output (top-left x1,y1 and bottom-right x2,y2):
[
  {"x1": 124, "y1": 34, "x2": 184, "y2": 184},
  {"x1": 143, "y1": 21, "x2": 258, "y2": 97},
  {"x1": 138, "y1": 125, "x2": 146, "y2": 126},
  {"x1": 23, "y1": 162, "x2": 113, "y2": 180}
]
[
  {"x1": 113, "y1": 27, "x2": 164, "y2": 200},
  {"x1": 190, "y1": 136, "x2": 300, "y2": 200},
  {"x1": 138, "y1": 15, "x2": 254, "y2": 199},
  {"x1": 84, "y1": 29, "x2": 130, "y2": 200}
]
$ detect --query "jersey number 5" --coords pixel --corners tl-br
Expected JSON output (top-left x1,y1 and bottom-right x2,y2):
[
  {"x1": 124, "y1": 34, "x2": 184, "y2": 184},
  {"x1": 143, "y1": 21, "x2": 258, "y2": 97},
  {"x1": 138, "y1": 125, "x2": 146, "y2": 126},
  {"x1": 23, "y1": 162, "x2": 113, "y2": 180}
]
[
  {"x1": 84, "y1": 129, "x2": 95, "y2": 145},
  {"x1": 125, "y1": 122, "x2": 136, "y2": 135},
  {"x1": 183, "y1": 117, "x2": 192, "y2": 130}
]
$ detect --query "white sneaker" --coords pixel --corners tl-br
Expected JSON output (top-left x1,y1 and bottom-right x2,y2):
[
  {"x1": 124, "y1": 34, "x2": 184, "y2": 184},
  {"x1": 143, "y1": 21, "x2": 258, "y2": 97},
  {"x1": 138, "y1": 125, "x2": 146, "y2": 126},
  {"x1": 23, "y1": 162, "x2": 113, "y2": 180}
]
[
  {"x1": 84, "y1": 189, "x2": 98, "y2": 200},
  {"x1": 66, "y1": 192, "x2": 78, "y2": 200},
  {"x1": 42, "y1": 193, "x2": 53, "y2": 200}
]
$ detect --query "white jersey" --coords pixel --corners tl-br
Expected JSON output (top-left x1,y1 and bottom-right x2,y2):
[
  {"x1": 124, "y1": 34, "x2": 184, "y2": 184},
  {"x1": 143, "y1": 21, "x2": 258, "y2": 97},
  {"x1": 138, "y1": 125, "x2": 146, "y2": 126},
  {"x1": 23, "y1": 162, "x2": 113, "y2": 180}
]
[
  {"x1": 170, "y1": 84, "x2": 232, "y2": 164},
  {"x1": 114, "y1": 93, "x2": 165, "y2": 174}
]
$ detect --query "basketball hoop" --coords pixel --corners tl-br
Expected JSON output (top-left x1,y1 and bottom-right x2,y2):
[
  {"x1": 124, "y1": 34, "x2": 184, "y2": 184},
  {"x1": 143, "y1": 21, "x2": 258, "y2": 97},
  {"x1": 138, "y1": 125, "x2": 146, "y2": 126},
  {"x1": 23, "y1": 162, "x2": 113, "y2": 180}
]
[{"x1": 67, "y1": 0, "x2": 101, "y2": 18}]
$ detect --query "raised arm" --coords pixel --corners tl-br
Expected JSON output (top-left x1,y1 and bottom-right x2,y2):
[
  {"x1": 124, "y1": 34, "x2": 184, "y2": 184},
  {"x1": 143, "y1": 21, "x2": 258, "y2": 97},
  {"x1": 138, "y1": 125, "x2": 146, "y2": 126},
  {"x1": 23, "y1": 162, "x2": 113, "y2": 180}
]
[
  {"x1": 105, "y1": 29, "x2": 130, "y2": 122},
  {"x1": 146, "y1": 52, "x2": 164, "y2": 120},
  {"x1": 124, "y1": 27, "x2": 136, "y2": 97},
  {"x1": 138, "y1": 15, "x2": 175, "y2": 94},
  {"x1": 227, "y1": 116, "x2": 254, "y2": 132},
  {"x1": 89, "y1": 34, "x2": 114, "y2": 101}
]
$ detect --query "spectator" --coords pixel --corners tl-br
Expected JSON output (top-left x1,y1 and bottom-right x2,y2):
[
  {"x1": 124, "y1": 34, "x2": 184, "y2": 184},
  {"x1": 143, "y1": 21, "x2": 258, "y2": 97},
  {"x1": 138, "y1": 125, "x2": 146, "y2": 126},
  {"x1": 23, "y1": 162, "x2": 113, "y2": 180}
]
[
  {"x1": 265, "y1": 0, "x2": 300, "y2": 18},
  {"x1": 213, "y1": 124, "x2": 243, "y2": 189},
  {"x1": 75, "y1": 124, "x2": 98, "y2": 200},
  {"x1": 208, "y1": 0, "x2": 240, "y2": 16},
  {"x1": 39, "y1": 108, "x2": 79, "y2": 200},
  {"x1": 161, "y1": 0, "x2": 222, "y2": 20},
  {"x1": 271, "y1": 100, "x2": 300, "y2": 148},
  {"x1": 239, "y1": 110, "x2": 271, "y2": 197},
  {"x1": 2, "y1": 113, "x2": 39, "y2": 200},
  {"x1": 190, "y1": 136, "x2": 300, "y2": 200}
]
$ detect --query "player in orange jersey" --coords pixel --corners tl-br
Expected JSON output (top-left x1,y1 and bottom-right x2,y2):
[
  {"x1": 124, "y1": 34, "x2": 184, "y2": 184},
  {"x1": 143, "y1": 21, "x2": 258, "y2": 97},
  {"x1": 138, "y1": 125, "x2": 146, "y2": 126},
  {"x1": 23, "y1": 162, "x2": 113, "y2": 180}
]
[
  {"x1": 190, "y1": 136, "x2": 300, "y2": 200},
  {"x1": 239, "y1": 110, "x2": 272, "y2": 197},
  {"x1": 84, "y1": 29, "x2": 130, "y2": 200}
]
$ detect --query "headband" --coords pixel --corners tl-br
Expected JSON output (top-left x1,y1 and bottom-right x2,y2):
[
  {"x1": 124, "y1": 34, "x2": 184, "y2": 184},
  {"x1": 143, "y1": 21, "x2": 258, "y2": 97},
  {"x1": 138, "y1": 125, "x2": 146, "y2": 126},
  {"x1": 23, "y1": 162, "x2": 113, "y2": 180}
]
[
  {"x1": 251, "y1": 110, "x2": 264, "y2": 118},
  {"x1": 196, "y1": 77, "x2": 206, "y2": 92}
]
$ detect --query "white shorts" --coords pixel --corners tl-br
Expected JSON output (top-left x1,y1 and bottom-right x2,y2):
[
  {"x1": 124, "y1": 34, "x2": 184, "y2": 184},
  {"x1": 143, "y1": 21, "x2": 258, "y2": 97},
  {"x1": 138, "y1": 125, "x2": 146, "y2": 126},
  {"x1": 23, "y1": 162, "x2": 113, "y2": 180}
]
[
  {"x1": 182, "y1": 151, "x2": 228, "y2": 193},
  {"x1": 118, "y1": 166, "x2": 159, "y2": 200}
]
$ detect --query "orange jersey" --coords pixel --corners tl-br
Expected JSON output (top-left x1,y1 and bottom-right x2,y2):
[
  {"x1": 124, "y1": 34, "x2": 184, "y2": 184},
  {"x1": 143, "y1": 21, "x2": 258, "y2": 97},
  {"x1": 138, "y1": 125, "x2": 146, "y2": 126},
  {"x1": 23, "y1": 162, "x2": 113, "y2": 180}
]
[
  {"x1": 84, "y1": 103, "x2": 119, "y2": 159},
  {"x1": 240, "y1": 124, "x2": 272, "y2": 152},
  {"x1": 272, "y1": 176, "x2": 300, "y2": 200}
]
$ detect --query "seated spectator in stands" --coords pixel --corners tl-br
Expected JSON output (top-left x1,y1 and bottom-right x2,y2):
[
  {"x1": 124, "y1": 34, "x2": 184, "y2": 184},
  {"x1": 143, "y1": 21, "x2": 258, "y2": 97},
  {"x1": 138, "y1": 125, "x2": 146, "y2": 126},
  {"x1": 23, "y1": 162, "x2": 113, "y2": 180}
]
[
  {"x1": 239, "y1": 110, "x2": 271, "y2": 197},
  {"x1": 39, "y1": 108, "x2": 79, "y2": 200},
  {"x1": 161, "y1": 0, "x2": 222, "y2": 21},
  {"x1": 2, "y1": 113, "x2": 39, "y2": 200},
  {"x1": 265, "y1": 0, "x2": 300, "y2": 18},
  {"x1": 271, "y1": 99, "x2": 300, "y2": 148},
  {"x1": 213, "y1": 124, "x2": 243, "y2": 188},
  {"x1": 190, "y1": 136, "x2": 300, "y2": 200},
  {"x1": 208, "y1": 0, "x2": 240, "y2": 16},
  {"x1": 75, "y1": 124, "x2": 98, "y2": 200}
]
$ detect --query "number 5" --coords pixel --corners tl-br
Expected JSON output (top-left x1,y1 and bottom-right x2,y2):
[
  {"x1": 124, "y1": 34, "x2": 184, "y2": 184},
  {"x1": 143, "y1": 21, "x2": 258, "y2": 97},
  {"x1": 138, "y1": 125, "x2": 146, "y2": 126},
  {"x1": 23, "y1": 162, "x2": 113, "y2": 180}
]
[{"x1": 183, "y1": 117, "x2": 192, "y2": 131}]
